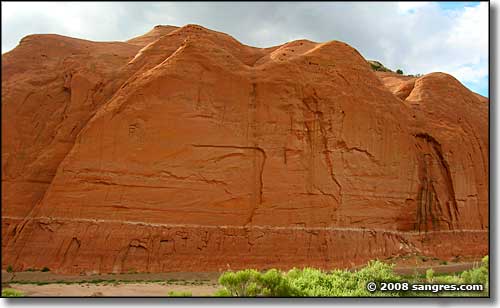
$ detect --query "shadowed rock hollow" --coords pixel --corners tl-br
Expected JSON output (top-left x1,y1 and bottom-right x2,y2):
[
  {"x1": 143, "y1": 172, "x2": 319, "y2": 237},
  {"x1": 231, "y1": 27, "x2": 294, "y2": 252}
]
[{"x1": 2, "y1": 24, "x2": 488, "y2": 274}]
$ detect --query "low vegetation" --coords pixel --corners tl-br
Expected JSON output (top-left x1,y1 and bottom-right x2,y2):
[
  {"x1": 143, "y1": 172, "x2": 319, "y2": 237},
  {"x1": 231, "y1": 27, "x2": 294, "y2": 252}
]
[
  {"x1": 167, "y1": 290, "x2": 193, "y2": 297},
  {"x1": 214, "y1": 256, "x2": 489, "y2": 297},
  {"x1": 2, "y1": 288, "x2": 25, "y2": 297},
  {"x1": 368, "y1": 60, "x2": 393, "y2": 72},
  {"x1": 368, "y1": 60, "x2": 423, "y2": 77}
]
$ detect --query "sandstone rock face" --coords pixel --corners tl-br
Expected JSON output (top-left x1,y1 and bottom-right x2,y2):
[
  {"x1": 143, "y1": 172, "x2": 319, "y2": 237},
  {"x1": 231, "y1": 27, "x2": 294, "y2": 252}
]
[{"x1": 2, "y1": 25, "x2": 488, "y2": 274}]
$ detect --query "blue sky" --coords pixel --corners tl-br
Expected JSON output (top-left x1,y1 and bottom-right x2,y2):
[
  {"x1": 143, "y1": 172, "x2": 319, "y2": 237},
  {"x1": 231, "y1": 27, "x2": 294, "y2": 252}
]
[
  {"x1": 1, "y1": 1, "x2": 489, "y2": 97},
  {"x1": 467, "y1": 75, "x2": 489, "y2": 97},
  {"x1": 435, "y1": 1, "x2": 487, "y2": 96},
  {"x1": 446, "y1": 1, "x2": 487, "y2": 96},
  {"x1": 398, "y1": 1, "x2": 489, "y2": 97},
  {"x1": 439, "y1": 1, "x2": 481, "y2": 10}
]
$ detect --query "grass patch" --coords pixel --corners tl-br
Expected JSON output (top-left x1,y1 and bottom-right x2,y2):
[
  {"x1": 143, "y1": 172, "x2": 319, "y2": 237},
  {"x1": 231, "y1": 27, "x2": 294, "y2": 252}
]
[
  {"x1": 167, "y1": 290, "x2": 192, "y2": 297},
  {"x1": 2, "y1": 288, "x2": 24, "y2": 297}
]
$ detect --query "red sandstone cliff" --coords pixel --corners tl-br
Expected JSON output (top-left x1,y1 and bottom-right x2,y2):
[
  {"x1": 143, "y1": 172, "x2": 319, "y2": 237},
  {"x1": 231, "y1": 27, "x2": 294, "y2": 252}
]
[{"x1": 2, "y1": 25, "x2": 488, "y2": 274}]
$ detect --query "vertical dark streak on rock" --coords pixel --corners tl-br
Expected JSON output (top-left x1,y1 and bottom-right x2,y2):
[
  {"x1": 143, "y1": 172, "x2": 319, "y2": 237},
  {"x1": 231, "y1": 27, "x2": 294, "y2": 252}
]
[
  {"x1": 247, "y1": 82, "x2": 260, "y2": 224},
  {"x1": 414, "y1": 133, "x2": 459, "y2": 232}
]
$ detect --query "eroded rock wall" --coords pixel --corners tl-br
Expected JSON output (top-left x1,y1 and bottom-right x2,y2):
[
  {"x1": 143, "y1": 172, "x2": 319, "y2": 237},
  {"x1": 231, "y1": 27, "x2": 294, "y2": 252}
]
[{"x1": 2, "y1": 25, "x2": 488, "y2": 274}]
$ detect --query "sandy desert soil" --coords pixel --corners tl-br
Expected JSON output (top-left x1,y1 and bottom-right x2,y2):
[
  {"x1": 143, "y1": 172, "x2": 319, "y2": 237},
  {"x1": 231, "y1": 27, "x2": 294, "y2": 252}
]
[
  {"x1": 2, "y1": 270, "x2": 221, "y2": 296},
  {"x1": 6, "y1": 282, "x2": 218, "y2": 297}
]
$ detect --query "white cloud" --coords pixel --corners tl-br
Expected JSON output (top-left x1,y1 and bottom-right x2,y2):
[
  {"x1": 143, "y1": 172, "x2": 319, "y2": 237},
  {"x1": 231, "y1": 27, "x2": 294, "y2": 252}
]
[
  {"x1": 1, "y1": 2, "x2": 489, "y2": 96},
  {"x1": 400, "y1": 2, "x2": 488, "y2": 90},
  {"x1": 450, "y1": 64, "x2": 488, "y2": 84},
  {"x1": 397, "y1": 2, "x2": 434, "y2": 13}
]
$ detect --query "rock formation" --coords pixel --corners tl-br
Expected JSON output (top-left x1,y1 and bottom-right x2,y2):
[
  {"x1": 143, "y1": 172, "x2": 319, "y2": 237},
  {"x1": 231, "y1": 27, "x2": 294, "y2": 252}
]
[{"x1": 2, "y1": 25, "x2": 488, "y2": 274}]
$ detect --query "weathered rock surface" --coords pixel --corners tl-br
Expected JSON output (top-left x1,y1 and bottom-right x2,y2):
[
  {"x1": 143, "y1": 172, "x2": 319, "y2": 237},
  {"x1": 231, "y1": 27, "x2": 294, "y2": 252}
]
[{"x1": 2, "y1": 25, "x2": 488, "y2": 274}]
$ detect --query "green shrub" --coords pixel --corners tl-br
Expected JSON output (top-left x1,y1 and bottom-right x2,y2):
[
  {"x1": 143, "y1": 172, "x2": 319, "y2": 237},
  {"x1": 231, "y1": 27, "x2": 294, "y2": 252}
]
[
  {"x1": 461, "y1": 265, "x2": 487, "y2": 285},
  {"x1": 167, "y1": 290, "x2": 192, "y2": 297},
  {"x1": 482, "y1": 255, "x2": 489, "y2": 269},
  {"x1": 213, "y1": 288, "x2": 232, "y2": 297},
  {"x1": 426, "y1": 269, "x2": 434, "y2": 283},
  {"x1": 6, "y1": 265, "x2": 13, "y2": 273},
  {"x1": 217, "y1": 261, "x2": 402, "y2": 297},
  {"x1": 218, "y1": 269, "x2": 301, "y2": 296},
  {"x1": 214, "y1": 256, "x2": 489, "y2": 297},
  {"x1": 258, "y1": 269, "x2": 303, "y2": 296},
  {"x1": 396, "y1": 69, "x2": 403, "y2": 74},
  {"x1": 350, "y1": 260, "x2": 402, "y2": 296},
  {"x1": 285, "y1": 261, "x2": 402, "y2": 296},
  {"x1": 433, "y1": 274, "x2": 461, "y2": 284},
  {"x1": 287, "y1": 268, "x2": 347, "y2": 296},
  {"x1": 41, "y1": 267, "x2": 50, "y2": 272},
  {"x1": 368, "y1": 60, "x2": 392, "y2": 72},
  {"x1": 218, "y1": 269, "x2": 261, "y2": 296},
  {"x1": 2, "y1": 288, "x2": 24, "y2": 297}
]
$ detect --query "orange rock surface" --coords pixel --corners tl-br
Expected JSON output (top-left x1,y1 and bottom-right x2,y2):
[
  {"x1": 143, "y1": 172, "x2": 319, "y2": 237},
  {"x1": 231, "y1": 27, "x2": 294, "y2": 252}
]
[{"x1": 2, "y1": 25, "x2": 488, "y2": 274}]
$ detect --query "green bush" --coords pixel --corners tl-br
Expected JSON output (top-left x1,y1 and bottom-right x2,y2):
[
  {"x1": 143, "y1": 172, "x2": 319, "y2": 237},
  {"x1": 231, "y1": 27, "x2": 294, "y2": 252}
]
[
  {"x1": 41, "y1": 267, "x2": 50, "y2": 272},
  {"x1": 368, "y1": 60, "x2": 392, "y2": 72},
  {"x1": 213, "y1": 288, "x2": 232, "y2": 297},
  {"x1": 167, "y1": 290, "x2": 192, "y2": 297},
  {"x1": 426, "y1": 269, "x2": 434, "y2": 283},
  {"x1": 6, "y1": 265, "x2": 13, "y2": 273},
  {"x1": 396, "y1": 69, "x2": 404, "y2": 74},
  {"x1": 259, "y1": 269, "x2": 304, "y2": 296},
  {"x1": 286, "y1": 267, "x2": 351, "y2": 296},
  {"x1": 218, "y1": 269, "x2": 260, "y2": 296},
  {"x1": 355, "y1": 261, "x2": 403, "y2": 296},
  {"x1": 433, "y1": 274, "x2": 461, "y2": 284},
  {"x1": 214, "y1": 256, "x2": 489, "y2": 297},
  {"x1": 217, "y1": 261, "x2": 402, "y2": 297},
  {"x1": 217, "y1": 269, "x2": 301, "y2": 296},
  {"x1": 461, "y1": 257, "x2": 488, "y2": 286},
  {"x1": 482, "y1": 255, "x2": 489, "y2": 269},
  {"x1": 2, "y1": 288, "x2": 24, "y2": 297}
]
